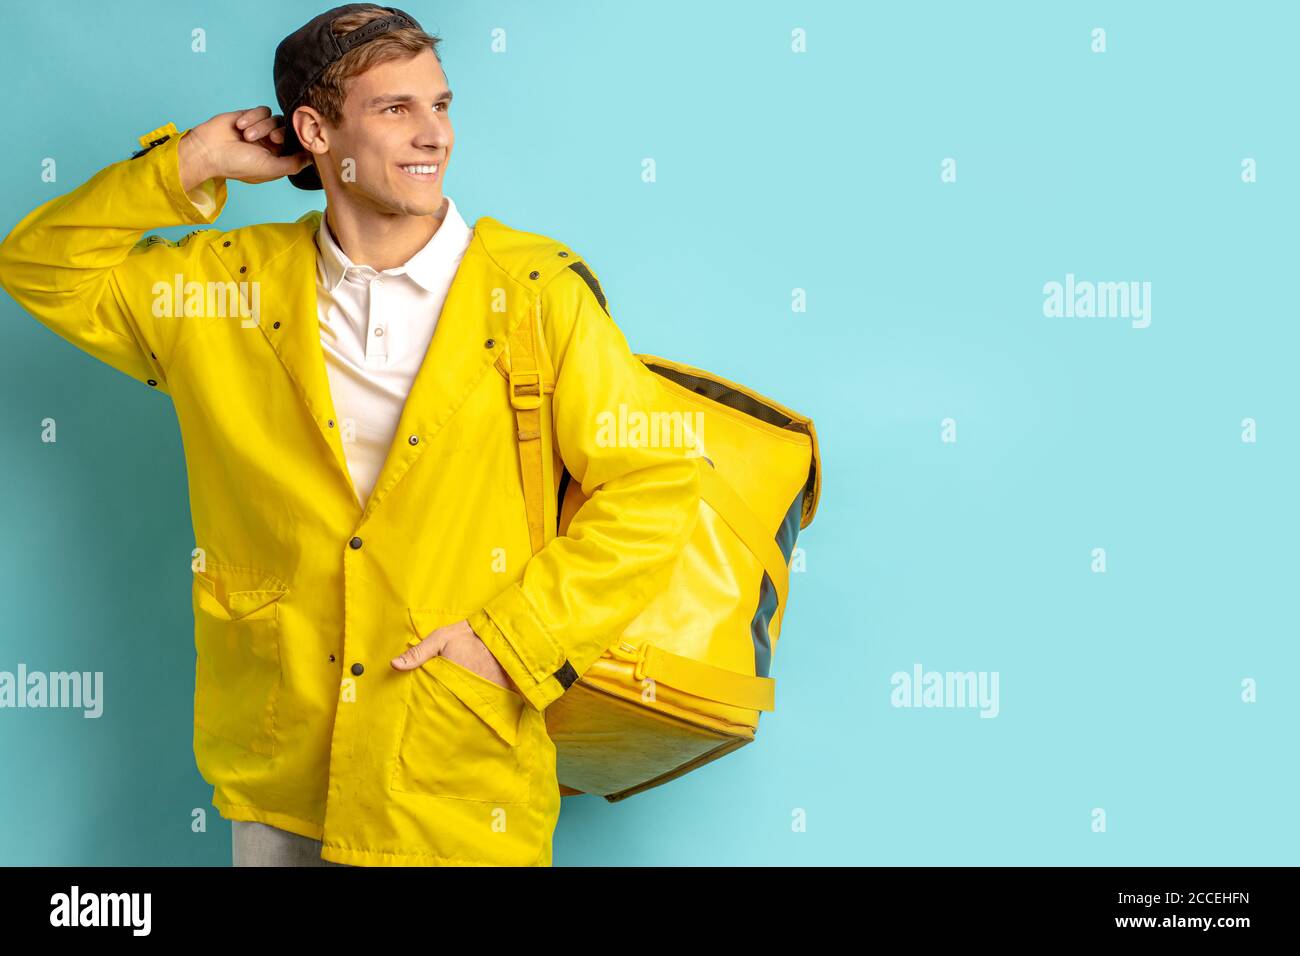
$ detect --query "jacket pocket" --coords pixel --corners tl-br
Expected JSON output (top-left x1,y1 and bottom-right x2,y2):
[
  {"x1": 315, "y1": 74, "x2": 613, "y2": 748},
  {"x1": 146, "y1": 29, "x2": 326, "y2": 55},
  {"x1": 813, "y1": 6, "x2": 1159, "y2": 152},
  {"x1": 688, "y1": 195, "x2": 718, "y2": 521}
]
[
  {"x1": 191, "y1": 565, "x2": 288, "y2": 756},
  {"x1": 391, "y1": 608, "x2": 531, "y2": 804}
]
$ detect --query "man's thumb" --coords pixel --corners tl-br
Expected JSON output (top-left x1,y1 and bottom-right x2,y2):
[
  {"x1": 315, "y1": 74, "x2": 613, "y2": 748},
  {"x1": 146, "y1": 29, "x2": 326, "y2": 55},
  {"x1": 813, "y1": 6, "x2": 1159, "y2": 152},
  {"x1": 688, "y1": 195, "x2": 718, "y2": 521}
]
[
  {"x1": 392, "y1": 634, "x2": 440, "y2": 670},
  {"x1": 274, "y1": 151, "x2": 312, "y2": 177}
]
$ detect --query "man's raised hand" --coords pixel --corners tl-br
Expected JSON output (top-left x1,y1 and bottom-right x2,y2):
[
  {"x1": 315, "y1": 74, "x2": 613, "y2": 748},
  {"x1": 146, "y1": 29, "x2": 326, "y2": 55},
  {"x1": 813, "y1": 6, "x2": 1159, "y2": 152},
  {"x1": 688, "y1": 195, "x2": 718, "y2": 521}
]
[{"x1": 178, "y1": 106, "x2": 311, "y2": 191}]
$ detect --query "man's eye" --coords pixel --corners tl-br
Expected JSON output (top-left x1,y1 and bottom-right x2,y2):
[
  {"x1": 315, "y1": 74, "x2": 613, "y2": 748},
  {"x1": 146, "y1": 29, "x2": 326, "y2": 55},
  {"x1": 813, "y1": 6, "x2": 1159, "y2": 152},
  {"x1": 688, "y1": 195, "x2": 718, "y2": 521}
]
[{"x1": 385, "y1": 103, "x2": 447, "y2": 114}]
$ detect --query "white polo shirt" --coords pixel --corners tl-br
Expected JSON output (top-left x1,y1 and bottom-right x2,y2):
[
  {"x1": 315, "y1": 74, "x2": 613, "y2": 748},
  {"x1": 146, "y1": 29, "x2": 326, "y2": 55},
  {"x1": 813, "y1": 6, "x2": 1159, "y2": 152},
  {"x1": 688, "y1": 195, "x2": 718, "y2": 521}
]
[{"x1": 313, "y1": 199, "x2": 474, "y2": 507}]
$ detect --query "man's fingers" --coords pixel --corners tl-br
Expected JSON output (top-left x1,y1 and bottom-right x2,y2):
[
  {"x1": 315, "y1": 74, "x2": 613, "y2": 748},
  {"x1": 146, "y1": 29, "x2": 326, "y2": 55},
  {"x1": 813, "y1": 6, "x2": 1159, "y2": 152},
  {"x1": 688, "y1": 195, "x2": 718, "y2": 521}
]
[
  {"x1": 242, "y1": 114, "x2": 281, "y2": 142},
  {"x1": 234, "y1": 105, "x2": 273, "y2": 130}
]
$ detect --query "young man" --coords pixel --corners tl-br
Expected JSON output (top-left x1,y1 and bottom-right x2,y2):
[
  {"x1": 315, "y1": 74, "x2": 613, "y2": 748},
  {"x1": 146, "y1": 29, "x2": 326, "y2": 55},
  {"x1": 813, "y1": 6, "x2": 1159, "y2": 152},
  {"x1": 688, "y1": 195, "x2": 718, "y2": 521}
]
[{"x1": 0, "y1": 4, "x2": 699, "y2": 866}]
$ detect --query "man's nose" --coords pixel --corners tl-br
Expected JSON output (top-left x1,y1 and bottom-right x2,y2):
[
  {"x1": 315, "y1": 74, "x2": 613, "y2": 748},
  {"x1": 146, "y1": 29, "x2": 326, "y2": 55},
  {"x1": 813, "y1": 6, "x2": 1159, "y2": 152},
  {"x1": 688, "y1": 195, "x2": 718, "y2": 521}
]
[{"x1": 415, "y1": 115, "x2": 450, "y2": 150}]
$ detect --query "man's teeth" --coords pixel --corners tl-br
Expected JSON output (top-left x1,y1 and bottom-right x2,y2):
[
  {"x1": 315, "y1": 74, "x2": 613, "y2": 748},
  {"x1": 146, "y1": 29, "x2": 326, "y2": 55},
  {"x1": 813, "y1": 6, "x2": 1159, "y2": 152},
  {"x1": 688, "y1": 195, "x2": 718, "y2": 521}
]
[{"x1": 401, "y1": 164, "x2": 439, "y2": 174}]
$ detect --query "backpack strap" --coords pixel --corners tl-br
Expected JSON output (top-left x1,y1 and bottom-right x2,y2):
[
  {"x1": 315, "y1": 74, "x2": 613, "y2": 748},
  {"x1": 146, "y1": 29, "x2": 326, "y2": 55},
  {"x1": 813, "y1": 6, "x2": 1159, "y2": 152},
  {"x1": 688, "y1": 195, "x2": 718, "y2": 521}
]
[
  {"x1": 696, "y1": 460, "x2": 790, "y2": 620},
  {"x1": 494, "y1": 297, "x2": 557, "y2": 555}
]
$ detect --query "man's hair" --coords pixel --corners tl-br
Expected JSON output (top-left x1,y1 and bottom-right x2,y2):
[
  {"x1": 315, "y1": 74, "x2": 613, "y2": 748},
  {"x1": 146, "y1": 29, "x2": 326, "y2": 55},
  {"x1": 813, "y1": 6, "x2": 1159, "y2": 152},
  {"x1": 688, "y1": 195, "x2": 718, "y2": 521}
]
[{"x1": 302, "y1": 5, "x2": 443, "y2": 127}]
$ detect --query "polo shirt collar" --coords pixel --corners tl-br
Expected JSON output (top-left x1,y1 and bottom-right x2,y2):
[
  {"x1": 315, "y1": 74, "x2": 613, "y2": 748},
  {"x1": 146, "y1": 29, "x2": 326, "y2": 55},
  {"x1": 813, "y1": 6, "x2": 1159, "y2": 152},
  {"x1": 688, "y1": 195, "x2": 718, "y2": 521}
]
[{"x1": 316, "y1": 196, "x2": 470, "y2": 294}]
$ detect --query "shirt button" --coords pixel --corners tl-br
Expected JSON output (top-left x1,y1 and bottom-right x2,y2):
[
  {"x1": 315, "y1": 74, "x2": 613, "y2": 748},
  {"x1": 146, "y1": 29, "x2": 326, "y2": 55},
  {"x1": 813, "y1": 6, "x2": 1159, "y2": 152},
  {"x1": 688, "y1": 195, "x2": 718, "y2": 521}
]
[
  {"x1": 351, "y1": 662, "x2": 364, "y2": 676},
  {"x1": 349, "y1": 536, "x2": 363, "y2": 549},
  {"x1": 374, "y1": 327, "x2": 384, "y2": 336}
]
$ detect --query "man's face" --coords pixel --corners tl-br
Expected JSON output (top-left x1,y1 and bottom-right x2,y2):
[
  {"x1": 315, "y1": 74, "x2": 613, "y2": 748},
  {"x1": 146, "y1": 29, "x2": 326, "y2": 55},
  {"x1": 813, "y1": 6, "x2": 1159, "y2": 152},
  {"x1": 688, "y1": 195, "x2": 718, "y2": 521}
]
[{"x1": 311, "y1": 47, "x2": 454, "y2": 217}]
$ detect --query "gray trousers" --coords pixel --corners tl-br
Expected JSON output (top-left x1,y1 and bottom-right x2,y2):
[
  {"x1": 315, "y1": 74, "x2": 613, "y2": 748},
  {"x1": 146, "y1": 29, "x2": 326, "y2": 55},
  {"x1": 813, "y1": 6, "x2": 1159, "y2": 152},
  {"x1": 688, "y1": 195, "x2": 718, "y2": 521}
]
[{"x1": 231, "y1": 820, "x2": 351, "y2": 867}]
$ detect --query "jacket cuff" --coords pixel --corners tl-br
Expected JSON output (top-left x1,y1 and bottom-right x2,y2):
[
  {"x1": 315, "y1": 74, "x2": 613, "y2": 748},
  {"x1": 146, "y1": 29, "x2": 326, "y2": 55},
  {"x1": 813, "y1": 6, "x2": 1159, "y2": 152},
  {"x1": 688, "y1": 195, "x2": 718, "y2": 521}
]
[
  {"x1": 159, "y1": 129, "x2": 227, "y2": 226},
  {"x1": 465, "y1": 584, "x2": 576, "y2": 712},
  {"x1": 185, "y1": 177, "x2": 221, "y2": 219}
]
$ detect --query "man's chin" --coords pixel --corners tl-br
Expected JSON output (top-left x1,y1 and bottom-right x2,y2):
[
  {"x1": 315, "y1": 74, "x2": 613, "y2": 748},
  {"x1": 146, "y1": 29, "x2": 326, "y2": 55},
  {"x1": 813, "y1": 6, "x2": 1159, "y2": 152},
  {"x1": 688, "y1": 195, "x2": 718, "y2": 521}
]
[{"x1": 394, "y1": 190, "x2": 445, "y2": 218}]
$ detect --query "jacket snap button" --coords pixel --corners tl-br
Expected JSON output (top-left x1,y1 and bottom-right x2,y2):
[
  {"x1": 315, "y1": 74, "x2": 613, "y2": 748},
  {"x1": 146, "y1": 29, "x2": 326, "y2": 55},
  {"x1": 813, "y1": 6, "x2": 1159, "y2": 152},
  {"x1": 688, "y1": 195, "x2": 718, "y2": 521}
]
[
  {"x1": 327, "y1": 419, "x2": 334, "y2": 427},
  {"x1": 273, "y1": 321, "x2": 281, "y2": 329},
  {"x1": 484, "y1": 338, "x2": 494, "y2": 348},
  {"x1": 558, "y1": 251, "x2": 568, "y2": 257},
  {"x1": 351, "y1": 662, "x2": 364, "y2": 676},
  {"x1": 408, "y1": 435, "x2": 419, "y2": 445},
  {"x1": 529, "y1": 271, "x2": 539, "y2": 279},
  {"x1": 223, "y1": 240, "x2": 231, "y2": 247},
  {"x1": 349, "y1": 536, "x2": 363, "y2": 549},
  {"x1": 146, "y1": 379, "x2": 157, "y2": 386},
  {"x1": 329, "y1": 654, "x2": 336, "y2": 663},
  {"x1": 239, "y1": 266, "x2": 247, "y2": 274}
]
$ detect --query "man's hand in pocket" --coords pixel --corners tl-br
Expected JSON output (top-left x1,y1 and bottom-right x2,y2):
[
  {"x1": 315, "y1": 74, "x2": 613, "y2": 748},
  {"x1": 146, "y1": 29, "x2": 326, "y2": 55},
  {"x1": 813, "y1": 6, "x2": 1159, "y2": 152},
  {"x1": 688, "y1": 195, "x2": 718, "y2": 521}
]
[{"x1": 391, "y1": 618, "x2": 519, "y2": 694}]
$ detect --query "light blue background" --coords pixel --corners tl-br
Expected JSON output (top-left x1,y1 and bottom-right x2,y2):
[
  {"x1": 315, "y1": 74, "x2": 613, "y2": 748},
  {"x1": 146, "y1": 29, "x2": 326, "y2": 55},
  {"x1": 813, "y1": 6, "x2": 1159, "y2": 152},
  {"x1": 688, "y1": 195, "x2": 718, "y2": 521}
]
[{"x1": 1, "y1": 0, "x2": 1295, "y2": 865}]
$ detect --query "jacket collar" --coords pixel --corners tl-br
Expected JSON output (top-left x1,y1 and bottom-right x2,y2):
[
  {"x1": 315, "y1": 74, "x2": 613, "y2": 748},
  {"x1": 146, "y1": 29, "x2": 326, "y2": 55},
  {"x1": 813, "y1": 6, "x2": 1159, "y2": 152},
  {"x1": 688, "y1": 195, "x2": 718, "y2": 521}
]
[{"x1": 215, "y1": 209, "x2": 568, "y2": 521}]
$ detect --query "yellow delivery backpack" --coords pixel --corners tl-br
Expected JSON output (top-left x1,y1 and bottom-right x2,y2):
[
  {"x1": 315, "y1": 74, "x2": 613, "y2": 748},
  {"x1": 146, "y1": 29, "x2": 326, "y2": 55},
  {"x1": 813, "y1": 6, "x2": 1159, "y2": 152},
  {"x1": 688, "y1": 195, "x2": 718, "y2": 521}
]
[{"x1": 495, "y1": 261, "x2": 821, "y2": 802}]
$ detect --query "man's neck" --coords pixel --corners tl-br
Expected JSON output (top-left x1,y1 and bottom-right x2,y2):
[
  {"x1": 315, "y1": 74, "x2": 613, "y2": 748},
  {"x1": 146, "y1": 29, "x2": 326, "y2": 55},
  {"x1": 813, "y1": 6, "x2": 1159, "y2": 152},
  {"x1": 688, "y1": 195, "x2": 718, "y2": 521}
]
[{"x1": 324, "y1": 198, "x2": 448, "y2": 272}]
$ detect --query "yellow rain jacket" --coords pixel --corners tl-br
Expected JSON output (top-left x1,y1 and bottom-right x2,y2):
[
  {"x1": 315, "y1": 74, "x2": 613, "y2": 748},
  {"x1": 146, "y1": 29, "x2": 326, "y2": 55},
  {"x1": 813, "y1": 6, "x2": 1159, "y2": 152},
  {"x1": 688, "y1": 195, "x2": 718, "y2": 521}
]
[{"x1": 0, "y1": 126, "x2": 700, "y2": 866}]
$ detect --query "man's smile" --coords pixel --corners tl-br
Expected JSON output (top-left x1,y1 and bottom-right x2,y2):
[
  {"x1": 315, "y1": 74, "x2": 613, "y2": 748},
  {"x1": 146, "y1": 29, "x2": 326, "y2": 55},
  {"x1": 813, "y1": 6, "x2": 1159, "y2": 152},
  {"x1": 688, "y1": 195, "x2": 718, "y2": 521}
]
[{"x1": 398, "y1": 162, "x2": 440, "y2": 180}]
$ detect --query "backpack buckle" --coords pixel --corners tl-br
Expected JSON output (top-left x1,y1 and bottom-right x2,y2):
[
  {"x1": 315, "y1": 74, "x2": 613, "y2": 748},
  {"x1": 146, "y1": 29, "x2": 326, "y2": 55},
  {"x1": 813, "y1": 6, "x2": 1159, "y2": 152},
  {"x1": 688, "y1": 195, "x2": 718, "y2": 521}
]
[
  {"x1": 609, "y1": 641, "x2": 650, "y2": 680},
  {"x1": 609, "y1": 641, "x2": 639, "y2": 662},
  {"x1": 508, "y1": 369, "x2": 543, "y2": 410}
]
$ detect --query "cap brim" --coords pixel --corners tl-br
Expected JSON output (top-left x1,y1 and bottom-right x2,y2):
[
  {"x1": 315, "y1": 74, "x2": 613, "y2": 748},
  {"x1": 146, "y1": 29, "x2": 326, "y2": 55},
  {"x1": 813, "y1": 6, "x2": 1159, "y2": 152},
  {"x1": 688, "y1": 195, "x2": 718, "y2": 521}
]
[{"x1": 279, "y1": 117, "x2": 322, "y2": 191}]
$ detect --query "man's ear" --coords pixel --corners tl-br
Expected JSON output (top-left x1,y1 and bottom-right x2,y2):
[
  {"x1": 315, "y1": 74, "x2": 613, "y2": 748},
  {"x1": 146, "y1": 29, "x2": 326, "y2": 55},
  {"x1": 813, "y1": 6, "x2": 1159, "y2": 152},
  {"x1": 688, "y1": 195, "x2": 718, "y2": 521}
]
[{"x1": 293, "y1": 105, "x2": 330, "y2": 157}]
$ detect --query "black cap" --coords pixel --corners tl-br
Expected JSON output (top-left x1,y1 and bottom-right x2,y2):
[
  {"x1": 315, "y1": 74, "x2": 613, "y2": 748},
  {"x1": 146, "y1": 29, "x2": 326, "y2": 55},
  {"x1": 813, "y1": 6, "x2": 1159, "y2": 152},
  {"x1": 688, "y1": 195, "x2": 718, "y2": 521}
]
[{"x1": 273, "y1": 4, "x2": 424, "y2": 190}]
